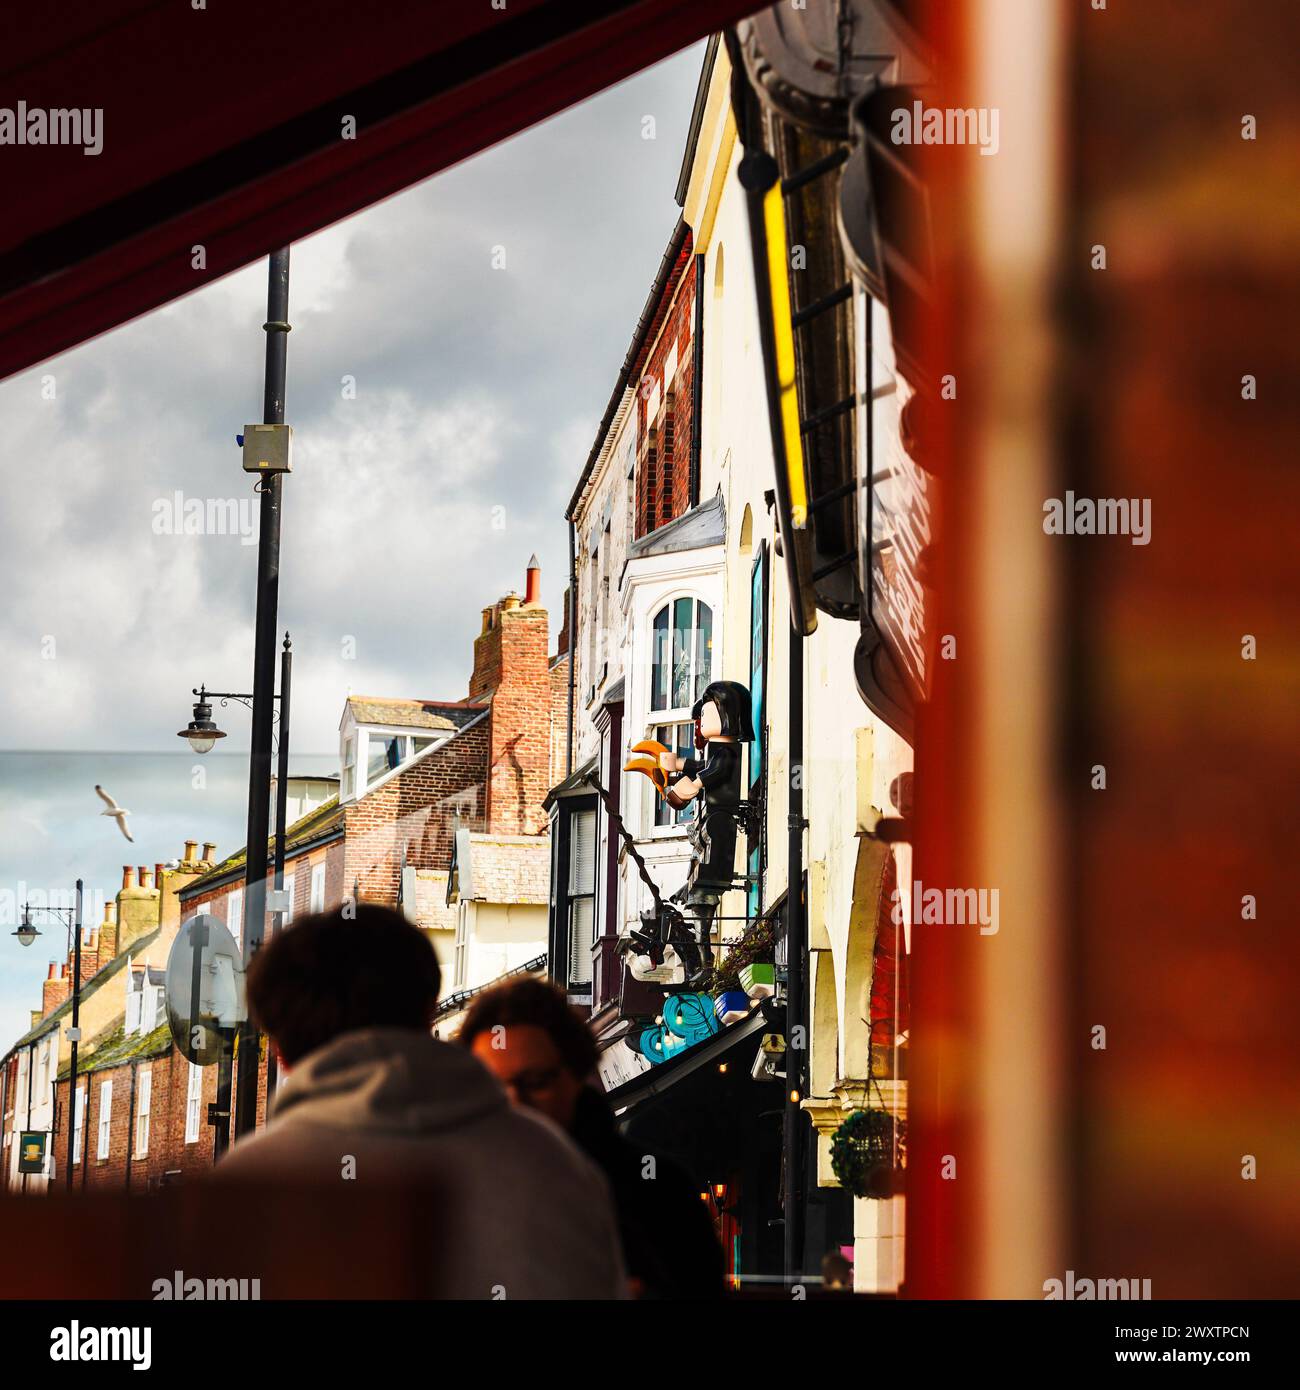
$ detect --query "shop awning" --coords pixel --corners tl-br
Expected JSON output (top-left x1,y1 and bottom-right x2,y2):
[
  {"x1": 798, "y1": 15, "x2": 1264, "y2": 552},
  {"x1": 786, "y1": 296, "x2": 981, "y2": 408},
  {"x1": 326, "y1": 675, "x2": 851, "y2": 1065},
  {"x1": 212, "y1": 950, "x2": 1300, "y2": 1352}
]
[
  {"x1": 0, "y1": 0, "x2": 765, "y2": 382},
  {"x1": 606, "y1": 999, "x2": 779, "y2": 1117}
]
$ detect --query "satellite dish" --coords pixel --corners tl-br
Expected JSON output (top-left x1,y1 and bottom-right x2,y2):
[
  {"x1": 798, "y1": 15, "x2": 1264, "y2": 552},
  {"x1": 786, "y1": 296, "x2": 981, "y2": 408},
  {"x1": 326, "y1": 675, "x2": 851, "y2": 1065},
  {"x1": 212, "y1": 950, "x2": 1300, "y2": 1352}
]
[{"x1": 165, "y1": 912, "x2": 247, "y2": 1066}]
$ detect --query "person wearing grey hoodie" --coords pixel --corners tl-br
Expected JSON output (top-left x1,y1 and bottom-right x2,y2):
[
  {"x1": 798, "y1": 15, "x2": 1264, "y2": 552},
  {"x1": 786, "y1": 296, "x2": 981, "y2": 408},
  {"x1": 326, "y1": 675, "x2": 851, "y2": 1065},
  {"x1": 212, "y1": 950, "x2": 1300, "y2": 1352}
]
[{"x1": 212, "y1": 904, "x2": 626, "y2": 1300}]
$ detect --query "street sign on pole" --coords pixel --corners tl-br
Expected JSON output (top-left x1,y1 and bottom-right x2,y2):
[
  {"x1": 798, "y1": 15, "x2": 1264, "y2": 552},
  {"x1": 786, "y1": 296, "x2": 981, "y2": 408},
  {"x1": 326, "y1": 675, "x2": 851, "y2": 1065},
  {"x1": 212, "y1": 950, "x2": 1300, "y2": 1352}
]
[{"x1": 164, "y1": 913, "x2": 246, "y2": 1067}]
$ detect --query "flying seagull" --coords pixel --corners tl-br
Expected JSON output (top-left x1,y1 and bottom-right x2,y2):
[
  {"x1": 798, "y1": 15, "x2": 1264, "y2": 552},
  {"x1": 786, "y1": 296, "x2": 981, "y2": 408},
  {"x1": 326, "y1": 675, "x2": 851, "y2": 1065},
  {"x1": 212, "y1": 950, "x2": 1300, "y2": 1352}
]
[{"x1": 94, "y1": 785, "x2": 134, "y2": 842}]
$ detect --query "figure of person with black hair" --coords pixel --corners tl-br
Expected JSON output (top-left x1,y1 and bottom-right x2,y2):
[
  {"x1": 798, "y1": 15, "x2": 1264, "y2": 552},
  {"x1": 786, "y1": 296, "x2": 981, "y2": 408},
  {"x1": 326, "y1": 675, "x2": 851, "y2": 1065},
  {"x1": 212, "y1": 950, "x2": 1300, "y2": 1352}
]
[{"x1": 625, "y1": 679, "x2": 755, "y2": 982}]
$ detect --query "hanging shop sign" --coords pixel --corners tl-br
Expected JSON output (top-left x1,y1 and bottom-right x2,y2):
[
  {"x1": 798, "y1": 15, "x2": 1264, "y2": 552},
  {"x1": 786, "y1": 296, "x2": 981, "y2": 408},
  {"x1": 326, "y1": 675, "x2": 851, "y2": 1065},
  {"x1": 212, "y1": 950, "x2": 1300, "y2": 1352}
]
[{"x1": 18, "y1": 1130, "x2": 48, "y2": 1174}]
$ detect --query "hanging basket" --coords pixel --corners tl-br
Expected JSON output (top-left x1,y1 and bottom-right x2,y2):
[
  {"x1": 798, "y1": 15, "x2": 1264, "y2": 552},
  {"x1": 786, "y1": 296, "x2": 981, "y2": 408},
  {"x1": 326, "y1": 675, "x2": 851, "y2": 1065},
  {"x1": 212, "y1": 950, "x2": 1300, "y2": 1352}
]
[{"x1": 830, "y1": 1108, "x2": 906, "y2": 1200}]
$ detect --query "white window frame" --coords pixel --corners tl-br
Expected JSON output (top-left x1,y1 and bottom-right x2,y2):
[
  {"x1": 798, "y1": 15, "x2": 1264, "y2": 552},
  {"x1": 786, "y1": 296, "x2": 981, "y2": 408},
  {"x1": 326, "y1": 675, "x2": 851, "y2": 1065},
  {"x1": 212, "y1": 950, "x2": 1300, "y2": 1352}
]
[
  {"x1": 72, "y1": 1082, "x2": 86, "y2": 1165},
  {"x1": 283, "y1": 872, "x2": 295, "y2": 924},
  {"x1": 135, "y1": 1068, "x2": 152, "y2": 1157},
  {"x1": 567, "y1": 808, "x2": 596, "y2": 987},
  {"x1": 96, "y1": 1078, "x2": 113, "y2": 1160},
  {"x1": 453, "y1": 900, "x2": 471, "y2": 990},
  {"x1": 309, "y1": 863, "x2": 326, "y2": 914},
  {"x1": 185, "y1": 1062, "x2": 203, "y2": 1144},
  {"x1": 646, "y1": 594, "x2": 714, "y2": 833},
  {"x1": 227, "y1": 887, "x2": 243, "y2": 949},
  {"x1": 341, "y1": 734, "x2": 357, "y2": 801}
]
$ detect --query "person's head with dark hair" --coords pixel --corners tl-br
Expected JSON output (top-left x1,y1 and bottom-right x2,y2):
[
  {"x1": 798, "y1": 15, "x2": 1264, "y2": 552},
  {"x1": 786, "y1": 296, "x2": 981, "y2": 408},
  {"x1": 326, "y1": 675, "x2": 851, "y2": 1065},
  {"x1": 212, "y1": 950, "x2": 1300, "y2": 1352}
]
[
  {"x1": 246, "y1": 903, "x2": 441, "y2": 1066},
  {"x1": 821, "y1": 1250, "x2": 853, "y2": 1291},
  {"x1": 457, "y1": 977, "x2": 596, "y2": 1129}
]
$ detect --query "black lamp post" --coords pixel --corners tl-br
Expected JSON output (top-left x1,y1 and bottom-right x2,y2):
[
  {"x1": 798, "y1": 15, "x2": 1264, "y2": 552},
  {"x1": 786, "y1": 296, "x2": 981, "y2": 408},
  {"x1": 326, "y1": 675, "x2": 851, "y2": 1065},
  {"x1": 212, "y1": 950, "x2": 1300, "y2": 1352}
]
[
  {"x1": 14, "y1": 882, "x2": 85, "y2": 1190},
  {"x1": 176, "y1": 633, "x2": 293, "y2": 1157}
]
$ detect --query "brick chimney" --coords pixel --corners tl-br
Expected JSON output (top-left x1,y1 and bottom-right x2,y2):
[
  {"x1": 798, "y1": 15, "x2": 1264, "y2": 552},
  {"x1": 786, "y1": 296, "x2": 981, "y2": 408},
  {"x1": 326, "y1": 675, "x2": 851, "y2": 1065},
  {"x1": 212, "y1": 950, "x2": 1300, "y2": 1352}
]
[
  {"x1": 482, "y1": 561, "x2": 552, "y2": 837},
  {"x1": 158, "y1": 840, "x2": 208, "y2": 957},
  {"x1": 556, "y1": 585, "x2": 571, "y2": 657},
  {"x1": 117, "y1": 861, "x2": 162, "y2": 955},
  {"x1": 42, "y1": 961, "x2": 70, "y2": 1017},
  {"x1": 98, "y1": 901, "x2": 118, "y2": 962}
]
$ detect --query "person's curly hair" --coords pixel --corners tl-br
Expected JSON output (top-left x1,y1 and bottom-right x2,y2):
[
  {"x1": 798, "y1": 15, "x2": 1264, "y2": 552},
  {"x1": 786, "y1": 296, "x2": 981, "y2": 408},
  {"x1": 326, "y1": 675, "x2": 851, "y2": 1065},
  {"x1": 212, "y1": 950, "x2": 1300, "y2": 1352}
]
[{"x1": 457, "y1": 977, "x2": 598, "y2": 1079}]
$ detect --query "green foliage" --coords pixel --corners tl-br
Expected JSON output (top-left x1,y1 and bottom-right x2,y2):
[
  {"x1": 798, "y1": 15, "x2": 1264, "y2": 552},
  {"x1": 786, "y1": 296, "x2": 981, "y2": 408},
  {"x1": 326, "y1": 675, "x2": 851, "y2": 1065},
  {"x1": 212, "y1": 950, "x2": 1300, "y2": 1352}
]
[
  {"x1": 830, "y1": 1109, "x2": 907, "y2": 1200},
  {"x1": 706, "y1": 914, "x2": 776, "y2": 994}
]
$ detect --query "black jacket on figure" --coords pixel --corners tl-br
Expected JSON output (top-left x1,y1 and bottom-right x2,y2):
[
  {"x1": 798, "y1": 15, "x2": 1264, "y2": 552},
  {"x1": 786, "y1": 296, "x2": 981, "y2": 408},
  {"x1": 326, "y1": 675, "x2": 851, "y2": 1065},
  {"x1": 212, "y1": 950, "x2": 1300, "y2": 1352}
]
[{"x1": 570, "y1": 1087, "x2": 726, "y2": 1299}]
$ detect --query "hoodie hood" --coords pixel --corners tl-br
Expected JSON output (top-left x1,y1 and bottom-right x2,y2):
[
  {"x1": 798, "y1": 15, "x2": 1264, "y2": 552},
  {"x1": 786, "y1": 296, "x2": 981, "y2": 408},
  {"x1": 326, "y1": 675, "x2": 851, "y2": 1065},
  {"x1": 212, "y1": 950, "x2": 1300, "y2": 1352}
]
[{"x1": 271, "y1": 1027, "x2": 508, "y2": 1136}]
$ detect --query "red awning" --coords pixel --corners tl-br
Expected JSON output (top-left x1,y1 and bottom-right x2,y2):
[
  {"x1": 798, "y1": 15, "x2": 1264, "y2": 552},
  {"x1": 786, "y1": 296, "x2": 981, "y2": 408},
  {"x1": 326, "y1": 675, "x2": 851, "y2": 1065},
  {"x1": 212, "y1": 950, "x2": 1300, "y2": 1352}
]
[{"x1": 0, "y1": 0, "x2": 763, "y2": 382}]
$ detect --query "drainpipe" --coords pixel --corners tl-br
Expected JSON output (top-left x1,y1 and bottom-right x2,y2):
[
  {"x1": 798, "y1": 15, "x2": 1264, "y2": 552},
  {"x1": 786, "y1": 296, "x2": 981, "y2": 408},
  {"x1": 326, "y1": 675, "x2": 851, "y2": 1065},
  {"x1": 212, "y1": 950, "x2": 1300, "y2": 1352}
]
[
  {"x1": 124, "y1": 1060, "x2": 138, "y2": 1194},
  {"x1": 22, "y1": 1042, "x2": 33, "y2": 1193},
  {"x1": 566, "y1": 518, "x2": 577, "y2": 778},
  {"x1": 690, "y1": 251, "x2": 705, "y2": 509},
  {"x1": 0, "y1": 1054, "x2": 8, "y2": 1190},
  {"x1": 783, "y1": 617, "x2": 807, "y2": 1285}
]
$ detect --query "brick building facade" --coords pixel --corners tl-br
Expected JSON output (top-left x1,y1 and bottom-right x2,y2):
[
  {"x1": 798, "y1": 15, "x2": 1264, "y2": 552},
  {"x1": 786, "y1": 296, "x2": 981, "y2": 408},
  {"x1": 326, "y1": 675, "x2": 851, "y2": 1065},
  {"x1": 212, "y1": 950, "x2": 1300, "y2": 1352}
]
[{"x1": 635, "y1": 230, "x2": 698, "y2": 539}]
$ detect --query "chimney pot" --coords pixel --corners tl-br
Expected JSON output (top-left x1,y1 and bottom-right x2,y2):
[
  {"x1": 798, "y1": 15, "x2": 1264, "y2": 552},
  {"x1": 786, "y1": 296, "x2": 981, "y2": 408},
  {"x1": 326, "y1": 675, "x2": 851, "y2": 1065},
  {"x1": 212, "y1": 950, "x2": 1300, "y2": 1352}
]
[
  {"x1": 102, "y1": 902, "x2": 114, "y2": 924},
  {"x1": 184, "y1": 840, "x2": 197, "y2": 863},
  {"x1": 202, "y1": 842, "x2": 217, "y2": 862},
  {"x1": 61, "y1": 963, "x2": 69, "y2": 979},
  {"x1": 122, "y1": 866, "x2": 135, "y2": 890},
  {"x1": 524, "y1": 555, "x2": 541, "y2": 606},
  {"x1": 47, "y1": 961, "x2": 57, "y2": 979},
  {"x1": 154, "y1": 862, "x2": 164, "y2": 885},
  {"x1": 138, "y1": 866, "x2": 150, "y2": 889},
  {"x1": 502, "y1": 591, "x2": 521, "y2": 612}
]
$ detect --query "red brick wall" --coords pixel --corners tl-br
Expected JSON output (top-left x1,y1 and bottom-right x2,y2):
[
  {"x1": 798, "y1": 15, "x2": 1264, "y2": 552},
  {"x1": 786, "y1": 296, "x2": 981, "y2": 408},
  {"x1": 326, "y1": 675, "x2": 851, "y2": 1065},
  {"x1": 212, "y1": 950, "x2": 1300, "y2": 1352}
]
[
  {"x1": 635, "y1": 253, "x2": 697, "y2": 538},
  {"x1": 55, "y1": 1049, "x2": 217, "y2": 1191},
  {"x1": 486, "y1": 605, "x2": 552, "y2": 837},
  {"x1": 343, "y1": 717, "x2": 490, "y2": 902}
]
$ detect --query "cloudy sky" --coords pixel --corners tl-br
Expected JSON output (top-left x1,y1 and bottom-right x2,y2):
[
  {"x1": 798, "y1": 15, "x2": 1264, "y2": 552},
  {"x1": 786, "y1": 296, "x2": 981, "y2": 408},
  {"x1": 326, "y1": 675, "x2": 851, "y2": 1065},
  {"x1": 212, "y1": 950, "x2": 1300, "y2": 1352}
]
[{"x1": 0, "y1": 43, "x2": 705, "y2": 1047}]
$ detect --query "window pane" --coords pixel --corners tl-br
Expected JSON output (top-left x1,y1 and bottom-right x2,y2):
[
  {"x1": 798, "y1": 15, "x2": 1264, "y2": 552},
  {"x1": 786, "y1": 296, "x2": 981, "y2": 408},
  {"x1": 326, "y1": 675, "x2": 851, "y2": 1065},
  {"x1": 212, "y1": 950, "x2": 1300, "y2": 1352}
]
[
  {"x1": 651, "y1": 606, "x2": 669, "y2": 711},
  {"x1": 654, "y1": 723, "x2": 696, "y2": 828},
  {"x1": 694, "y1": 602, "x2": 713, "y2": 700},
  {"x1": 367, "y1": 735, "x2": 401, "y2": 784},
  {"x1": 672, "y1": 598, "x2": 693, "y2": 708}
]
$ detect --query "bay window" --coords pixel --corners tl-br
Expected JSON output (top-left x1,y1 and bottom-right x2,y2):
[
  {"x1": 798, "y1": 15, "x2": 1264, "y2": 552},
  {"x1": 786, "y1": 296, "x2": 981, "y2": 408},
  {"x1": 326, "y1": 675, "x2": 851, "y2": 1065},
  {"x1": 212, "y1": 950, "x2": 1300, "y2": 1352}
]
[{"x1": 648, "y1": 596, "x2": 713, "y2": 828}]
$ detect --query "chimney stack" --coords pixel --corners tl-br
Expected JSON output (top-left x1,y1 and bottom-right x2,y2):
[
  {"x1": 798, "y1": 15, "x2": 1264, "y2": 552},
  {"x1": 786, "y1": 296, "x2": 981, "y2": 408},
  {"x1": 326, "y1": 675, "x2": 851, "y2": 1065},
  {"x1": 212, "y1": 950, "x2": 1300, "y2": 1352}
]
[
  {"x1": 97, "y1": 902, "x2": 118, "y2": 962},
  {"x1": 524, "y1": 554, "x2": 541, "y2": 606},
  {"x1": 42, "y1": 960, "x2": 70, "y2": 1017}
]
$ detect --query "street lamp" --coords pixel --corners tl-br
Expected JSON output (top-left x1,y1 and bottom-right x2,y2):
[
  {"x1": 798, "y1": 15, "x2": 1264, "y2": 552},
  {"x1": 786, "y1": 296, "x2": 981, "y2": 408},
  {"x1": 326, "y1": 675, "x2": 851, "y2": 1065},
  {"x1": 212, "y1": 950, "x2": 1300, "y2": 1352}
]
[
  {"x1": 18, "y1": 884, "x2": 85, "y2": 1190},
  {"x1": 173, "y1": 631, "x2": 294, "y2": 1155},
  {"x1": 177, "y1": 688, "x2": 228, "y2": 754},
  {"x1": 12, "y1": 907, "x2": 38, "y2": 947}
]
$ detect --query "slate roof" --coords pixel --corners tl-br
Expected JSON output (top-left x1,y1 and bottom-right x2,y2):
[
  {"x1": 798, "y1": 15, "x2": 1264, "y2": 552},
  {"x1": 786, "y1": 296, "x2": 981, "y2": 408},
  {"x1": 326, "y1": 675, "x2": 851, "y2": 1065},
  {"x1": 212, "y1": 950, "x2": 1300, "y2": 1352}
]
[
  {"x1": 346, "y1": 696, "x2": 485, "y2": 732},
  {"x1": 57, "y1": 1018, "x2": 173, "y2": 1082},
  {"x1": 179, "y1": 795, "x2": 344, "y2": 897}
]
